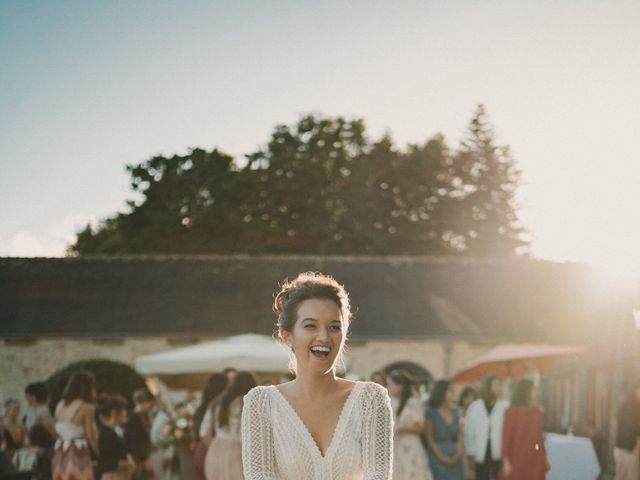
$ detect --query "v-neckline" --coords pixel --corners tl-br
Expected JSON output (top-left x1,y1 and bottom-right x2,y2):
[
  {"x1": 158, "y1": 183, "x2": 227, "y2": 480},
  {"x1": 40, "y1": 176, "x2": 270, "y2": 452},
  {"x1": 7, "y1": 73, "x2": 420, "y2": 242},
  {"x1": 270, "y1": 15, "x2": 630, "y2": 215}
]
[{"x1": 272, "y1": 381, "x2": 361, "y2": 460}]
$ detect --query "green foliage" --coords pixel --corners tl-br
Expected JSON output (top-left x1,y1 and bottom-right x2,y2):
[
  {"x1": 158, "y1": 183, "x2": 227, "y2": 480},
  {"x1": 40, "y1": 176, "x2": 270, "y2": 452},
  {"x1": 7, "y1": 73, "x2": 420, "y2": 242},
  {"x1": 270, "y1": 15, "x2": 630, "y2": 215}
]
[
  {"x1": 70, "y1": 106, "x2": 528, "y2": 257},
  {"x1": 45, "y1": 359, "x2": 147, "y2": 412}
]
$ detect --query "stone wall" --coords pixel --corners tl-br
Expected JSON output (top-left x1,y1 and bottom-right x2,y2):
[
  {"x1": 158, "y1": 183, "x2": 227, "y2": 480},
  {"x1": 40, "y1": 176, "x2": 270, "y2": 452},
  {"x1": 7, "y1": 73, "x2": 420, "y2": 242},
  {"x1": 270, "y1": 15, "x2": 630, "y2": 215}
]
[
  {"x1": 348, "y1": 339, "x2": 493, "y2": 381},
  {"x1": 0, "y1": 337, "x2": 193, "y2": 410}
]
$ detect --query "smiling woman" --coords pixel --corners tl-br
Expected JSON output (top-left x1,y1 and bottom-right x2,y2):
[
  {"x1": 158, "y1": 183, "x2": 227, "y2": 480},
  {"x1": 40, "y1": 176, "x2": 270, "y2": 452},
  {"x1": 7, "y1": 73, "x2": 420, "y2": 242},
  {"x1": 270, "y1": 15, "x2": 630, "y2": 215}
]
[{"x1": 240, "y1": 272, "x2": 393, "y2": 480}]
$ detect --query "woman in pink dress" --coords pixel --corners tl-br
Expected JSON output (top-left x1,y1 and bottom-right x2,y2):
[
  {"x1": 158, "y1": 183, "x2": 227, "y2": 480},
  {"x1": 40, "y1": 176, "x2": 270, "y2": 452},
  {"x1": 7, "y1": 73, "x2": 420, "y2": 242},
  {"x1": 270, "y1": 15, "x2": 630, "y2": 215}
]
[
  {"x1": 500, "y1": 379, "x2": 549, "y2": 480},
  {"x1": 52, "y1": 371, "x2": 99, "y2": 480},
  {"x1": 204, "y1": 372, "x2": 256, "y2": 480}
]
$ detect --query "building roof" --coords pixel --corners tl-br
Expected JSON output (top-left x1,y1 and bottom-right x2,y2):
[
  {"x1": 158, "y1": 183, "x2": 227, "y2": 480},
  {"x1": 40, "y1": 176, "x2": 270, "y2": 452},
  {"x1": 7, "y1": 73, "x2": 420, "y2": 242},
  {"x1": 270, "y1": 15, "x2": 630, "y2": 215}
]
[{"x1": 0, "y1": 255, "x2": 636, "y2": 342}]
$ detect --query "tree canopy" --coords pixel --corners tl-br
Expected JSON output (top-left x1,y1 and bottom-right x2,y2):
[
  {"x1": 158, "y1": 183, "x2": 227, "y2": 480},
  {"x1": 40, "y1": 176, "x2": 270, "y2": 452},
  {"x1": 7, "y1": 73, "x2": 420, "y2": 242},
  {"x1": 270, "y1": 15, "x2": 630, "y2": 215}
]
[{"x1": 70, "y1": 105, "x2": 527, "y2": 256}]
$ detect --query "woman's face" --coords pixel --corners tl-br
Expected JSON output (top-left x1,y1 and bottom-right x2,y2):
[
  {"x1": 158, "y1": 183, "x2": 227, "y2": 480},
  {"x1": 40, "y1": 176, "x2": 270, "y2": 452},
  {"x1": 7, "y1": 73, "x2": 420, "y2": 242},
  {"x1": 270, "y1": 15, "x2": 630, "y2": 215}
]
[
  {"x1": 5, "y1": 401, "x2": 20, "y2": 419},
  {"x1": 116, "y1": 408, "x2": 127, "y2": 426},
  {"x1": 281, "y1": 298, "x2": 345, "y2": 375},
  {"x1": 445, "y1": 386, "x2": 455, "y2": 404},
  {"x1": 491, "y1": 378, "x2": 504, "y2": 399},
  {"x1": 386, "y1": 377, "x2": 403, "y2": 398},
  {"x1": 463, "y1": 391, "x2": 476, "y2": 408}
]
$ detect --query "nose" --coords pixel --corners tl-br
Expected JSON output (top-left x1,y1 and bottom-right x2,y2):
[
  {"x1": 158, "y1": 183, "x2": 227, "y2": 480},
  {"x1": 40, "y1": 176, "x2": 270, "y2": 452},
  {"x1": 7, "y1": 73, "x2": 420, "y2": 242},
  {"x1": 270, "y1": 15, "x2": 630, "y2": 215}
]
[{"x1": 316, "y1": 326, "x2": 330, "y2": 341}]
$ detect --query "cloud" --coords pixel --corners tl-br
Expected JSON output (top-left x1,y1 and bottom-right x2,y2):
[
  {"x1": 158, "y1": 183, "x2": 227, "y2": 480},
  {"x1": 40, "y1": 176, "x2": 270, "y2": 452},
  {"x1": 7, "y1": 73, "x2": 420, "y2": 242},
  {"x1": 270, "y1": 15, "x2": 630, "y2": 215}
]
[{"x1": 0, "y1": 214, "x2": 97, "y2": 257}]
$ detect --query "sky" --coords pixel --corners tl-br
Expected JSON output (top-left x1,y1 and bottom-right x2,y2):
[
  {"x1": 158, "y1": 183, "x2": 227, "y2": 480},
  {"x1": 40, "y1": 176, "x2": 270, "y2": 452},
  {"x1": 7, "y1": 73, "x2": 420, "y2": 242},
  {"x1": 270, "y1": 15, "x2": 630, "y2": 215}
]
[{"x1": 1, "y1": 0, "x2": 639, "y2": 275}]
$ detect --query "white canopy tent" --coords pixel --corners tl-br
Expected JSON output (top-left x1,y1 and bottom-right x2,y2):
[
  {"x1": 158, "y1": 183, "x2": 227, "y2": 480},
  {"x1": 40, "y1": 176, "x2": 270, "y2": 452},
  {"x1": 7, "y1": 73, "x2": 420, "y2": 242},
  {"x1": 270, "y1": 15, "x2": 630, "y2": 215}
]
[{"x1": 135, "y1": 334, "x2": 291, "y2": 375}]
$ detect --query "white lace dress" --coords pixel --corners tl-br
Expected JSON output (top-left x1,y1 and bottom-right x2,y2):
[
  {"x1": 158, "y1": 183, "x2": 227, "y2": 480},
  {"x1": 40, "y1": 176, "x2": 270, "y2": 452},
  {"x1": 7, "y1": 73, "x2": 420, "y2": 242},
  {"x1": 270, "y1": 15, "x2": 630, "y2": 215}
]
[{"x1": 241, "y1": 381, "x2": 393, "y2": 480}]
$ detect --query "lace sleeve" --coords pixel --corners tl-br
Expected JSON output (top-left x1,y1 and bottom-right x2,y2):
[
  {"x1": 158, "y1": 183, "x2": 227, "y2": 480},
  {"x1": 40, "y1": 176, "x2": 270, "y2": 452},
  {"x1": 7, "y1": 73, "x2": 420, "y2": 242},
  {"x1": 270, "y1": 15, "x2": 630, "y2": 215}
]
[
  {"x1": 362, "y1": 383, "x2": 393, "y2": 480},
  {"x1": 241, "y1": 387, "x2": 275, "y2": 480}
]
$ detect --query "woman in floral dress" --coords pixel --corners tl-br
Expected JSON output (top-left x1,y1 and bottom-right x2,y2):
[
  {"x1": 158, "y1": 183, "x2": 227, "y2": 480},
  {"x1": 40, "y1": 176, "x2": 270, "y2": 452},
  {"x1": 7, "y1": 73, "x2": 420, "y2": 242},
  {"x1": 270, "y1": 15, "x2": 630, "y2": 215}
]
[{"x1": 388, "y1": 370, "x2": 433, "y2": 480}]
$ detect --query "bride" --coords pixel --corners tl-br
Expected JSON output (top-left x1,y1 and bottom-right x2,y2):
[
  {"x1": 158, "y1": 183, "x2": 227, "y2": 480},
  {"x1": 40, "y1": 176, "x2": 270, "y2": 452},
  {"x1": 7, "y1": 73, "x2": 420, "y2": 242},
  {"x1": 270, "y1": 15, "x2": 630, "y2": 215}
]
[{"x1": 241, "y1": 272, "x2": 393, "y2": 479}]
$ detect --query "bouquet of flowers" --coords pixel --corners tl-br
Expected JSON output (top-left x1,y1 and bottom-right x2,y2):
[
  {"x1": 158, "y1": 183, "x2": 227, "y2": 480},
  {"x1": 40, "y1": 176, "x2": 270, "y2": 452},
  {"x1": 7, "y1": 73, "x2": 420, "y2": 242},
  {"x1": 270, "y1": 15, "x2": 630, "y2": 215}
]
[{"x1": 158, "y1": 410, "x2": 193, "y2": 448}]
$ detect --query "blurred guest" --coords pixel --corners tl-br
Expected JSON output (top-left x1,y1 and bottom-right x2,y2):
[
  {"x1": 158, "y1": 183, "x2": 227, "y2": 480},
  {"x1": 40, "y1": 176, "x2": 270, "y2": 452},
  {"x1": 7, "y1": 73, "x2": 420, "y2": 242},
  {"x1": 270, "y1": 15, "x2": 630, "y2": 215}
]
[
  {"x1": 457, "y1": 387, "x2": 478, "y2": 480},
  {"x1": 29, "y1": 424, "x2": 56, "y2": 480},
  {"x1": 97, "y1": 393, "x2": 130, "y2": 480},
  {"x1": 124, "y1": 389, "x2": 155, "y2": 479},
  {"x1": 0, "y1": 429, "x2": 17, "y2": 477},
  {"x1": 24, "y1": 382, "x2": 55, "y2": 435},
  {"x1": 2, "y1": 399, "x2": 27, "y2": 449},
  {"x1": 370, "y1": 371, "x2": 388, "y2": 388},
  {"x1": 464, "y1": 374, "x2": 508, "y2": 480},
  {"x1": 387, "y1": 370, "x2": 433, "y2": 480},
  {"x1": 614, "y1": 380, "x2": 640, "y2": 480},
  {"x1": 204, "y1": 371, "x2": 256, "y2": 480},
  {"x1": 457, "y1": 387, "x2": 478, "y2": 417},
  {"x1": 222, "y1": 368, "x2": 238, "y2": 384},
  {"x1": 500, "y1": 379, "x2": 548, "y2": 480},
  {"x1": 149, "y1": 402, "x2": 172, "y2": 480},
  {"x1": 425, "y1": 380, "x2": 464, "y2": 480},
  {"x1": 192, "y1": 374, "x2": 228, "y2": 480},
  {"x1": 52, "y1": 370, "x2": 99, "y2": 480}
]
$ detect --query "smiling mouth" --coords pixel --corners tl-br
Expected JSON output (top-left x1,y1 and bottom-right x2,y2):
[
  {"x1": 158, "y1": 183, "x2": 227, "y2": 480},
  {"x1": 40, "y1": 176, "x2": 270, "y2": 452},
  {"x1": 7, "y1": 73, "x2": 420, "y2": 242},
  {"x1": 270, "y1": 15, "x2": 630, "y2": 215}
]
[{"x1": 310, "y1": 346, "x2": 331, "y2": 358}]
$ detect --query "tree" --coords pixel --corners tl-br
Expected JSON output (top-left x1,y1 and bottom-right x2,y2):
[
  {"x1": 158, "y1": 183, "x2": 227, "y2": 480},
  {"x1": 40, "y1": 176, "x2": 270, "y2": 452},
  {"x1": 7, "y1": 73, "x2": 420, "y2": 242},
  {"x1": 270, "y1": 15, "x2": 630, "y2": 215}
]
[
  {"x1": 70, "y1": 109, "x2": 528, "y2": 257},
  {"x1": 446, "y1": 104, "x2": 527, "y2": 255}
]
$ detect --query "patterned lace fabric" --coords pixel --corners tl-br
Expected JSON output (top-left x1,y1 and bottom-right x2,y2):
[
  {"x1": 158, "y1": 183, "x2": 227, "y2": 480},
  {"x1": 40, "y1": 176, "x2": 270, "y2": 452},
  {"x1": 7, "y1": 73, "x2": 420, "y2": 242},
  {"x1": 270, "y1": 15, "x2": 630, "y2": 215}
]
[{"x1": 241, "y1": 381, "x2": 393, "y2": 480}]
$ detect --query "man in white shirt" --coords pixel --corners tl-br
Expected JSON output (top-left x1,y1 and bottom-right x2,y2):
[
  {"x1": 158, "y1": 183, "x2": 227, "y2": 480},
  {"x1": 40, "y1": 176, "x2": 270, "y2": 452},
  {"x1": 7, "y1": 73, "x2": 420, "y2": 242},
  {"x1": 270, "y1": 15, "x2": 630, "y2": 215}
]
[
  {"x1": 24, "y1": 382, "x2": 55, "y2": 435},
  {"x1": 463, "y1": 374, "x2": 509, "y2": 480}
]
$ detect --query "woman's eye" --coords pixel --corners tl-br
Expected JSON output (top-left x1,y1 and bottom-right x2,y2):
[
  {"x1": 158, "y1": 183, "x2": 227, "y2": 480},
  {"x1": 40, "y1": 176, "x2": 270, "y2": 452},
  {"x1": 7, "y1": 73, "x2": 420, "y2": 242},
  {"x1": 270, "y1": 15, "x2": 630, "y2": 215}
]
[
  {"x1": 330, "y1": 325, "x2": 341, "y2": 331},
  {"x1": 304, "y1": 324, "x2": 315, "y2": 328}
]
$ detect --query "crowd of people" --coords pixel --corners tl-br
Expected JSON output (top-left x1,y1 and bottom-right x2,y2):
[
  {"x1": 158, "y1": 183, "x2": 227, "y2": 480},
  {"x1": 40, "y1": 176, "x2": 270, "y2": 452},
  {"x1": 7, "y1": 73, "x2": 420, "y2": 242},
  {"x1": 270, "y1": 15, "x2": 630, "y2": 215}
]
[
  {"x1": 368, "y1": 371, "x2": 549, "y2": 480},
  {"x1": 1, "y1": 365, "x2": 639, "y2": 480},
  {"x1": 0, "y1": 367, "x2": 261, "y2": 480},
  {"x1": 0, "y1": 370, "x2": 552, "y2": 480}
]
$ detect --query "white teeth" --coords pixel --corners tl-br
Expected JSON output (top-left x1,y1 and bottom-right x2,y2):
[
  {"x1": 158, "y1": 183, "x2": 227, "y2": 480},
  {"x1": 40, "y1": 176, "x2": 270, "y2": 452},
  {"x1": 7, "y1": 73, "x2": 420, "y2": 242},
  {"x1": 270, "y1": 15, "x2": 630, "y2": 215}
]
[{"x1": 311, "y1": 346, "x2": 330, "y2": 353}]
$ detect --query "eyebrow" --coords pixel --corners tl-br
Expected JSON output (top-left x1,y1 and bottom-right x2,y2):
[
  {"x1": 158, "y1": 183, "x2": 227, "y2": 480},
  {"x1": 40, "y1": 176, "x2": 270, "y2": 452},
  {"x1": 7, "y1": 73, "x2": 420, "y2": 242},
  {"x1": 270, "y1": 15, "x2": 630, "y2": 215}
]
[{"x1": 301, "y1": 318, "x2": 342, "y2": 324}]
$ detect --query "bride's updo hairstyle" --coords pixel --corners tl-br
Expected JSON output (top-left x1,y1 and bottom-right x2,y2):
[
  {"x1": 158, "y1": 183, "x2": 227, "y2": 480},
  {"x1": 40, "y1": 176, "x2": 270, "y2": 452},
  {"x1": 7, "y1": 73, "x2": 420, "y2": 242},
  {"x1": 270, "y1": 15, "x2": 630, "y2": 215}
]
[{"x1": 274, "y1": 271, "x2": 352, "y2": 339}]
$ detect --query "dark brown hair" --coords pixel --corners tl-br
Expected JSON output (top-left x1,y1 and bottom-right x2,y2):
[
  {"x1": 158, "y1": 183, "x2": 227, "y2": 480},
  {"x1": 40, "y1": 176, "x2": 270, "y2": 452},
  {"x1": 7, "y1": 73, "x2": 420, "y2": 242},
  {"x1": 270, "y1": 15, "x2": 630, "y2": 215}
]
[
  {"x1": 388, "y1": 370, "x2": 415, "y2": 417},
  {"x1": 96, "y1": 393, "x2": 127, "y2": 420},
  {"x1": 28, "y1": 425, "x2": 55, "y2": 449},
  {"x1": 216, "y1": 371, "x2": 256, "y2": 429},
  {"x1": 25, "y1": 382, "x2": 48, "y2": 404},
  {"x1": 274, "y1": 272, "x2": 351, "y2": 333},
  {"x1": 62, "y1": 370, "x2": 96, "y2": 405},
  {"x1": 133, "y1": 388, "x2": 155, "y2": 405},
  {"x1": 428, "y1": 380, "x2": 451, "y2": 408},
  {"x1": 457, "y1": 386, "x2": 478, "y2": 409},
  {"x1": 510, "y1": 379, "x2": 535, "y2": 408},
  {"x1": 193, "y1": 373, "x2": 228, "y2": 438},
  {"x1": 480, "y1": 374, "x2": 501, "y2": 406}
]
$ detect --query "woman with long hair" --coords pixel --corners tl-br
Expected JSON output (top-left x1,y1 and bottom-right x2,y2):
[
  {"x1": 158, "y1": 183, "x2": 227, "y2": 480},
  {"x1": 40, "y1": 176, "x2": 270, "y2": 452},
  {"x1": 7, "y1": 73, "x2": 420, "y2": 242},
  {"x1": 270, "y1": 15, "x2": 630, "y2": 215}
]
[
  {"x1": 501, "y1": 379, "x2": 549, "y2": 479},
  {"x1": 241, "y1": 272, "x2": 393, "y2": 479},
  {"x1": 192, "y1": 374, "x2": 229, "y2": 480},
  {"x1": 388, "y1": 370, "x2": 432, "y2": 480},
  {"x1": 463, "y1": 374, "x2": 508, "y2": 480},
  {"x1": 204, "y1": 371, "x2": 256, "y2": 480},
  {"x1": 425, "y1": 380, "x2": 464, "y2": 480},
  {"x1": 52, "y1": 370, "x2": 99, "y2": 480}
]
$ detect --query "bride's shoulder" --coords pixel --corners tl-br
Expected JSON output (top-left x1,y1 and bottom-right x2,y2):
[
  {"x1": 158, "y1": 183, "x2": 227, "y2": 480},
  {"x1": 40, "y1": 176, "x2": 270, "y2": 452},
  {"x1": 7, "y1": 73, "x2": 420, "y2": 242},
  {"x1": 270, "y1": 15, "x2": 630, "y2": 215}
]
[
  {"x1": 243, "y1": 385, "x2": 275, "y2": 404},
  {"x1": 354, "y1": 381, "x2": 390, "y2": 403}
]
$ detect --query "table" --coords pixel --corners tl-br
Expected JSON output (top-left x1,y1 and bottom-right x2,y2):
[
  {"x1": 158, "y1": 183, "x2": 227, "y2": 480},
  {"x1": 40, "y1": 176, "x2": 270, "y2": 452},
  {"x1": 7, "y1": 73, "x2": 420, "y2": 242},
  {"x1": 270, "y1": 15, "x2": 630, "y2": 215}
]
[{"x1": 545, "y1": 432, "x2": 601, "y2": 480}]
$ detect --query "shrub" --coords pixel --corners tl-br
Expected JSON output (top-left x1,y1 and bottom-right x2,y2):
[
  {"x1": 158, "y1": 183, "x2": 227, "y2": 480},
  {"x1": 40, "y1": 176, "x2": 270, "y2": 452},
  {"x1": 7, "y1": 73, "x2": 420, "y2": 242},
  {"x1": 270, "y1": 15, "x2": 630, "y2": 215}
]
[{"x1": 46, "y1": 359, "x2": 147, "y2": 412}]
